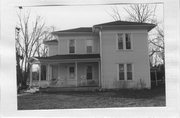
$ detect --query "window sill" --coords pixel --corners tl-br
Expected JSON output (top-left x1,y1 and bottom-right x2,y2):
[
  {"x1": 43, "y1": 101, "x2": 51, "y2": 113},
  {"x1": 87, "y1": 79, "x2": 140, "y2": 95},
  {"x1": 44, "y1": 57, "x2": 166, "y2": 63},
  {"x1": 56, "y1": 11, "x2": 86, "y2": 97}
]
[
  {"x1": 116, "y1": 49, "x2": 133, "y2": 52},
  {"x1": 118, "y1": 79, "x2": 133, "y2": 81}
]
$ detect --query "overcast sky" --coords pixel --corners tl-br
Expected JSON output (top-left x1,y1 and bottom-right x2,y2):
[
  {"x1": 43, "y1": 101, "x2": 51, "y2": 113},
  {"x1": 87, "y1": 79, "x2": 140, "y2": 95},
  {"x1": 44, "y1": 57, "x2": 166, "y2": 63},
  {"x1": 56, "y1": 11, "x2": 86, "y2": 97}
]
[{"x1": 16, "y1": 3, "x2": 163, "y2": 31}]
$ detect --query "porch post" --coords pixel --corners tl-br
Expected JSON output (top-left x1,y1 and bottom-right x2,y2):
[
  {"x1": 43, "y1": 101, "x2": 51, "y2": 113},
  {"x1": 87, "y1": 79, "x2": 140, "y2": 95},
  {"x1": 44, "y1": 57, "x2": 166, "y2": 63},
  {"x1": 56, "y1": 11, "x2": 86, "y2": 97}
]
[
  {"x1": 98, "y1": 61, "x2": 101, "y2": 88},
  {"x1": 47, "y1": 64, "x2": 50, "y2": 81},
  {"x1": 39, "y1": 64, "x2": 41, "y2": 87},
  {"x1": 30, "y1": 64, "x2": 32, "y2": 87},
  {"x1": 75, "y1": 62, "x2": 78, "y2": 87}
]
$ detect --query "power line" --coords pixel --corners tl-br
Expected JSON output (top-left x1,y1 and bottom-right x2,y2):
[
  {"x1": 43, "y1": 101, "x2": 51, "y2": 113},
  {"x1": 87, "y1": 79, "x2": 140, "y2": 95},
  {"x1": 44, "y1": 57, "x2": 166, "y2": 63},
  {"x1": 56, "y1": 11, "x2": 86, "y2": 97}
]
[{"x1": 16, "y1": 2, "x2": 163, "y2": 8}]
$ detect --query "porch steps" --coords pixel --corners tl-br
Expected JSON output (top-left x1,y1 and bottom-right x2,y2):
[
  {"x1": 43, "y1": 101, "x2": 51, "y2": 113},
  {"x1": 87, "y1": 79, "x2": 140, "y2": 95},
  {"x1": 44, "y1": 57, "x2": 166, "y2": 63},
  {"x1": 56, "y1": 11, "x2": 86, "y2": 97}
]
[{"x1": 39, "y1": 86, "x2": 100, "y2": 93}]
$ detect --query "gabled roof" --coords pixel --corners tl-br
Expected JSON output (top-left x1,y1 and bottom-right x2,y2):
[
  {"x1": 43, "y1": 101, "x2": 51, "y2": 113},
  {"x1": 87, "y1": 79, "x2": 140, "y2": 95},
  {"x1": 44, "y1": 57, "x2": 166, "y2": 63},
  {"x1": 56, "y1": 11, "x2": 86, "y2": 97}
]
[
  {"x1": 52, "y1": 21, "x2": 156, "y2": 34},
  {"x1": 94, "y1": 20, "x2": 156, "y2": 27},
  {"x1": 53, "y1": 27, "x2": 93, "y2": 33},
  {"x1": 35, "y1": 54, "x2": 100, "y2": 60}
]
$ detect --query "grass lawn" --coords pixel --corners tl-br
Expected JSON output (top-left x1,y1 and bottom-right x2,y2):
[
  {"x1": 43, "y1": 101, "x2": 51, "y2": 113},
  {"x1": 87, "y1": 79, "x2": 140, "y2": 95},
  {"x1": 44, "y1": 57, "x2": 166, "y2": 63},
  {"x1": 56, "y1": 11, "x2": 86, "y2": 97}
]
[{"x1": 18, "y1": 87, "x2": 165, "y2": 110}]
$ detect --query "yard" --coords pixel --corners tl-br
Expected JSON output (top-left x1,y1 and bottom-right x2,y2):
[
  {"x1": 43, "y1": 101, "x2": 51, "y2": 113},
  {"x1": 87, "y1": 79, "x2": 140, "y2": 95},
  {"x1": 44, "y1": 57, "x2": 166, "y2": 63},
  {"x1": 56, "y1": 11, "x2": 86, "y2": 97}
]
[{"x1": 18, "y1": 86, "x2": 165, "y2": 110}]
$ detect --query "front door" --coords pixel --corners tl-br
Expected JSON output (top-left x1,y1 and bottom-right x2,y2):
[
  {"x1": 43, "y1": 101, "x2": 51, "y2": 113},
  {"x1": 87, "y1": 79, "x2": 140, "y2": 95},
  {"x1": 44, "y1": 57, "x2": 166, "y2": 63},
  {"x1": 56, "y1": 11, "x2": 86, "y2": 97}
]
[
  {"x1": 68, "y1": 66, "x2": 75, "y2": 79},
  {"x1": 67, "y1": 65, "x2": 76, "y2": 87}
]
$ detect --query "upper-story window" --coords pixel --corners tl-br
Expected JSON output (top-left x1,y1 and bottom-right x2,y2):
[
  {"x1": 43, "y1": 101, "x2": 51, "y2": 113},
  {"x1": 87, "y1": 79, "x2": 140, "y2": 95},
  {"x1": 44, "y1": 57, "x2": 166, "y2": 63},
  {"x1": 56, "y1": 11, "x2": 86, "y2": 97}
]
[
  {"x1": 69, "y1": 39, "x2": 75, "y2": 53},
  {"x1": 86, "y1": 39, "x2": 93, "y2": 53},
  {"x1": 117, "y1": 33, "x2": 132, "y2": 50},
  {"x1": 117, "y1": 33, "x2": 124, "y2": 50},
  {"x1": 125, "y1": 33, "x2": 131, "y2": 49}
]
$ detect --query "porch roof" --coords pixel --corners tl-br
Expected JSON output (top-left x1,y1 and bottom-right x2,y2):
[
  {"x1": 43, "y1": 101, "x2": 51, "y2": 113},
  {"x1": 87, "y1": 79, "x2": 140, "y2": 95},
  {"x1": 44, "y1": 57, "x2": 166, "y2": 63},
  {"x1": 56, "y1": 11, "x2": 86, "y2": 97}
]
[{"x1": 32, "y1": 54, "x2": 100, "y2": 63}]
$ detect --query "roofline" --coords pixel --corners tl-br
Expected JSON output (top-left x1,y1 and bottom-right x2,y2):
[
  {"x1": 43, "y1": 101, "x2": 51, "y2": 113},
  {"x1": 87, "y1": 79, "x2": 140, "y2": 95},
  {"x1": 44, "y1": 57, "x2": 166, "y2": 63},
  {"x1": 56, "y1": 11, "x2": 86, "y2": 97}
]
[
  {"x1": 94, "y1": 24, "x2": 156, "y2": 27},
  {"x1": 93, "y1": 24, "x2": 156, "y2": 31},
  {"x1": 51, "y1": 31, "x2": 98, "y2": 36},
  {"x1": 51, "y1": 27, "x2": 94, "y2": 34},
  {"x1": 38, "y1": 58, "x2": 100, "y2": 61}
]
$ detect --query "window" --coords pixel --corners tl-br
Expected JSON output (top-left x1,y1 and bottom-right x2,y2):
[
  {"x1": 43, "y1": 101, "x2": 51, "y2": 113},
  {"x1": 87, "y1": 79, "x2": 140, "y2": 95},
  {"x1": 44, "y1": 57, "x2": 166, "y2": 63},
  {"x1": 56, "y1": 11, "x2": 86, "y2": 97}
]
[
  {"x1": 86, "y1": 39, "x2": 93, "y2": 53},
  {"x1": 118, "y1": 64, "x2": 133, "y2": 80},
  {"x1": 69, "y1": 66, "x2": 75, "y2": 79},
  {"x1": 127, "y1": 64, "x2": 132, "y2": 80},
  {"x1": 117, "y1": 33, "x2": 132, "y2": 50},
  {"x1": 86, "y1": 66, "x2": 93, "y2": 80},
  {"x1": 69, "y1": 39, "x2": 75, "y2": 53},
  {"x1": 117, "y1": 33, "x2": 124, "y2": 50},
  {"x1": 125, "y1": 33, "x2": 131, "y2": 49},
  {"x1": 119, "y1": 64, "x2": 125, "y2": 80}
]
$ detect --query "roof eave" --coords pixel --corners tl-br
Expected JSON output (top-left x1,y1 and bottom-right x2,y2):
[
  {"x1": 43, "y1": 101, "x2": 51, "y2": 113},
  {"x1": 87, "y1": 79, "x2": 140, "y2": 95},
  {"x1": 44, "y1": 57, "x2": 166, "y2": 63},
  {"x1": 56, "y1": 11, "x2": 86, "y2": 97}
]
[{"x1": 94, "y1": 24, "x2": 156, "y2": 32}]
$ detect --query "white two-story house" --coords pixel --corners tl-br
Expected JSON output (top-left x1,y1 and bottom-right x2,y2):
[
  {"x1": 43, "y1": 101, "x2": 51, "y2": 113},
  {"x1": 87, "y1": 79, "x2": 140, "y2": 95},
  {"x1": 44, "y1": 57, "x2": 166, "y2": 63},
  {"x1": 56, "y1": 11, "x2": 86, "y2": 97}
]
[{"x1": 29, "y1": 20, "x2": 155, "y2": 90}]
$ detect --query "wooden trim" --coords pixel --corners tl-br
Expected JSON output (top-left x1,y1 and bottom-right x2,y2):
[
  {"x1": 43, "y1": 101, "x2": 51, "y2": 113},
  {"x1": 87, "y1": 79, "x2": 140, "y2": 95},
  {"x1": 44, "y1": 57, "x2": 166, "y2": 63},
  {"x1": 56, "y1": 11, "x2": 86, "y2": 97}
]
[
  {"x1": 75, "y1": 62, "x2": 78, "y2": 87},
  {"x1": 98, "y1": 61, "x2": 101, "y2": 87},
  {"x1": 39, "y1": 58, "x2": 100, "y2": 64},
  {"x1": 99, "y1": 31, "x2": 103, "y2": 88}
]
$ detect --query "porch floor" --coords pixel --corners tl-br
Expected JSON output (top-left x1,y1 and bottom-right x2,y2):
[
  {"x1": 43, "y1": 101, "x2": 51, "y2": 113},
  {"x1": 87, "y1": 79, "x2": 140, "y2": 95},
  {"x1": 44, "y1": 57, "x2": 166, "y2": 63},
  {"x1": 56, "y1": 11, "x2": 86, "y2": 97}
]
[{"x1": 39, "y1": 86, "x2": 100, "y2": 92}]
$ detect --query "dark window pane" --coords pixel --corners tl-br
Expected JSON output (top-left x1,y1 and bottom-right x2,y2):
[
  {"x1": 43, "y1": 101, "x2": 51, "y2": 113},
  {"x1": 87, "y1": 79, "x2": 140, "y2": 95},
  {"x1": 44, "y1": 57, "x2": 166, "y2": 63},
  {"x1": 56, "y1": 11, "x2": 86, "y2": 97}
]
[
  {"x1": 125, "y1": 33, "x2": 131, "y2": 49},
  {"x1": 87, "y1": 66, "x2": 92, "y2": 80},
  {"x1": 87, "y1": 73, "x2": 92, "y2": 80},
  {"x1": 119, "y1": 72, "x2": 124, "y2": 80},
  {"x1": 87, "y1": 46, "x2": 92, "y2": 53},
  {"x1": 127, "y1": 72, "x2": 132, "y2": 80},
  {"x1": 127, "y1": 64, "x2": 132, "y2": 80},
  {"x1": 69, "y1": 67, "x2": 75, "y2": 79},
  {"x1": 69, "y1": 47, "x2": 75, "y2": 53},
  {"x1": 119, "y1": 64, "x2": 124, "y2": 80},
  {"x1": 41, "y1": 65, "x2": 46, "y2": 80},
  {"x1": 69, "y1": 67, "x2": 75, "y2": 73},
  {"x1": 118, "y1": 40, "x2": 123, "y2": 49},
  {"x1": 69, "y1": 40, "x2": 75, "y2": 53}
]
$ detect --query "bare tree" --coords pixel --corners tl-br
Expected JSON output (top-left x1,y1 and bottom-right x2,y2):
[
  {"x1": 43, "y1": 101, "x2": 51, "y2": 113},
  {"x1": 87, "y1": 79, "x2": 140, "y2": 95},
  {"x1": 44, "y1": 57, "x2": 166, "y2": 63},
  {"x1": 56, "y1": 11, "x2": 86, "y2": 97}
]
[
  {"x1": 124, "y1": 4, "x2": 157, "y2": 23},
  {"x1": 149, "y1": 24, "x2": 164, "y2": 65},
  {"x1": 108, "y1": 6, "x2": 122, "y2": 21},
  {"x1": 16, "y1": 11, "x2": 54, "y2": 87},
  {"x1": 109, "y1": 4, "x2": 164, "y2": 66}
]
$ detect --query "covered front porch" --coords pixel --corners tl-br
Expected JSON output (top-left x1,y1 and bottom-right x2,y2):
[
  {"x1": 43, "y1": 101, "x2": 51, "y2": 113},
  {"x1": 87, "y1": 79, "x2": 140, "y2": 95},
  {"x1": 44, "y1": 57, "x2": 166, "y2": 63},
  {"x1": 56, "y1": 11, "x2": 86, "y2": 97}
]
[{"x1": 29, "y1": 54, "x2": 101, "y2": 89}]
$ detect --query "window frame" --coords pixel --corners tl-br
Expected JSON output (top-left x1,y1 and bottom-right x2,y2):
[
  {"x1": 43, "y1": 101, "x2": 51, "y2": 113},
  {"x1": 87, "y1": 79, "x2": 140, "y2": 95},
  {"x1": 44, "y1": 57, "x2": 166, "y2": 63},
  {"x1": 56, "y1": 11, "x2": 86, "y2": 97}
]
[
  {"x1": 86, "y1": 39, "x2": 93, "y2": 54},
  {"x1": 116, "y1": 33, "x2": 133, "y2": 50},
  {"x1": 68, "y1": 39, "x2": 76, "y2": 54},
  {"x1": 117, "y1": 63, "x2": 133, "y2": 81},
  {"x1": 117, "y1": 33, "x2": 124, "y2": 50},
  {"x1": 126, "y1": 63, "x2": 133, "y2": 80}
]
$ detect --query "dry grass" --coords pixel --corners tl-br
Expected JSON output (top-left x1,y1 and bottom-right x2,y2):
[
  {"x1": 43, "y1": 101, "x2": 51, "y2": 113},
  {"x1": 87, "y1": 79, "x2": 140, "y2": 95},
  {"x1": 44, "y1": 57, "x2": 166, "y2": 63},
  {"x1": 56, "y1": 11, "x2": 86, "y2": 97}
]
[{"x1": 18, "y1": 87, "x2": 165, "y2": 110}]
